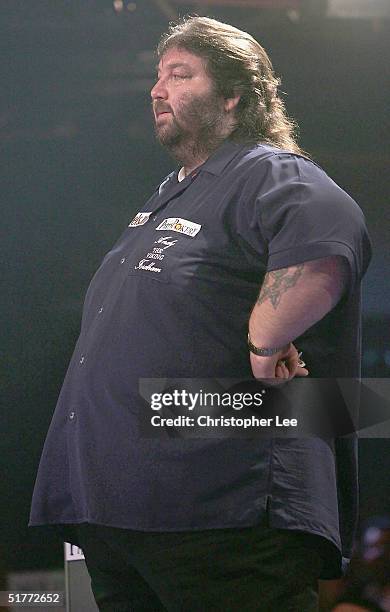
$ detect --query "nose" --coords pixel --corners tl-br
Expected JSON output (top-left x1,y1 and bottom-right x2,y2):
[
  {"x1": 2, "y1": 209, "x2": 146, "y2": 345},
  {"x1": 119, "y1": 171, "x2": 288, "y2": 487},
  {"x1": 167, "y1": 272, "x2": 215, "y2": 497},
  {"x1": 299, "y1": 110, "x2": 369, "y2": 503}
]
[{"x1": 151, "y1": 77, "x2": 168, "y2": 101}]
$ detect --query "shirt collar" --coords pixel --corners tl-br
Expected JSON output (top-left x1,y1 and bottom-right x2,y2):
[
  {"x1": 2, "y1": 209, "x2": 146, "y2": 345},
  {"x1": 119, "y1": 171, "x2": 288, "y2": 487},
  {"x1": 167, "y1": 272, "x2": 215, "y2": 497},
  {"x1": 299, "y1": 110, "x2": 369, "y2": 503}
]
[
  {"x1": 199, "y1": 139, "x2": 248, "y2": 176},
  {"x1": 175, "y1": 140, "x2": 249, "y2": 183}
]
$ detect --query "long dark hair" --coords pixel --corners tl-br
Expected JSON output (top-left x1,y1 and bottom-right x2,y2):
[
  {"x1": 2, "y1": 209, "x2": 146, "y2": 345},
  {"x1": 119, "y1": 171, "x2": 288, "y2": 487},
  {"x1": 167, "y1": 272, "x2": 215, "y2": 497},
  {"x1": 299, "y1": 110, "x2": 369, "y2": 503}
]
[{"x1": 157, "y1": 16, "x2": 309, "y2": 156}]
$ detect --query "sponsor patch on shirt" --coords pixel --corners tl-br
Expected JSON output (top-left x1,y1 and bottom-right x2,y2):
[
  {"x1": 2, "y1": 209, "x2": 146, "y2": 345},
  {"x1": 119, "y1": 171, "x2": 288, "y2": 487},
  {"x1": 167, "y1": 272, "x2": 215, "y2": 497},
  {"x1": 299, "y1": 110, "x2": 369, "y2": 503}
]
[
  {"x1": 128, "y1": 212, "x2": 152, "y2": 227},
  {"x1": 155, "y1": 217, "x2": 201, "y2": 237}
]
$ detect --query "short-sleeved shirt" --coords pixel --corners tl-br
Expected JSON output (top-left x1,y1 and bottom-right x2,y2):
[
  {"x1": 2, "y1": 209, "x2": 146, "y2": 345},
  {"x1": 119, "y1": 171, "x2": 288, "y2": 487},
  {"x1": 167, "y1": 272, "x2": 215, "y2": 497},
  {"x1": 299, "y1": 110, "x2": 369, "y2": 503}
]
[{"x1": 29, "y1": 140, "x2": 371, "y2": 578}]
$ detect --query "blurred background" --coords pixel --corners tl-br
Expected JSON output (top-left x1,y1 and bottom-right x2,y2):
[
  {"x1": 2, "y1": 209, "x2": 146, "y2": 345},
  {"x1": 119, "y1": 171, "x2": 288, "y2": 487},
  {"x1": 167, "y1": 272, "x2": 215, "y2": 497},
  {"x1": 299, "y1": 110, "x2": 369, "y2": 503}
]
[{"x1": 1, "y1": 0, "x2": 389, "y2": 608}]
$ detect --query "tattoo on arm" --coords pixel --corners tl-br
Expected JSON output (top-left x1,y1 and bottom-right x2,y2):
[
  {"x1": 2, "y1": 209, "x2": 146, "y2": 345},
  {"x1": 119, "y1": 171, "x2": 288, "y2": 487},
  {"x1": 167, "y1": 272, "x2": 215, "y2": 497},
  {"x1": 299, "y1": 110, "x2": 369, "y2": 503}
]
[{"x1": 257, "y1": 264, "x2": 305, "y2": 310}]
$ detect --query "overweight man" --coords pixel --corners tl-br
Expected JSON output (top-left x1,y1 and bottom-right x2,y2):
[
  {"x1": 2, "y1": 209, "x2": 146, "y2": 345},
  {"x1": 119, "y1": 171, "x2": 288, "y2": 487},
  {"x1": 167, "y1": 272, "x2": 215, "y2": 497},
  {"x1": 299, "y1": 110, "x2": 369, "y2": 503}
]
[{"x1": 30, "y1": 16, "x2": 371, "y2": 611}]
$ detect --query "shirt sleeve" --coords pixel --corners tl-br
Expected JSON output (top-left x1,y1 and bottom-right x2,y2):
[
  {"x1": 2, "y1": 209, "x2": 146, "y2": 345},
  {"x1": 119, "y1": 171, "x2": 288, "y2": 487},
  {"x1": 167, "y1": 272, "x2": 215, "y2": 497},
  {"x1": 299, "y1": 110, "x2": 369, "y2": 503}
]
[{"x1": 237, "y1": 153, "x2": 372, "y2": 291}]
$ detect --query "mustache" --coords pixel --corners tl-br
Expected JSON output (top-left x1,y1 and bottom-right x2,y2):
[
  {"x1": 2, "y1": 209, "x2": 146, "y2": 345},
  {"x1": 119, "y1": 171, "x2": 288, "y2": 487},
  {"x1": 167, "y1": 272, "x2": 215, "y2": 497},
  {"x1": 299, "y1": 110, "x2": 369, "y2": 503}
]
[{"x1": 152, "y1": 102, "x2": 173, "y2": 115}]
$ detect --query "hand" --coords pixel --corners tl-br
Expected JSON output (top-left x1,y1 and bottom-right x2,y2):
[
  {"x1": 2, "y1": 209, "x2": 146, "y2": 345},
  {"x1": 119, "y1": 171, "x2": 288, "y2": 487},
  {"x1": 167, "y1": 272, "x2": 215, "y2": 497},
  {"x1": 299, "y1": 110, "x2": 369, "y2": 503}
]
[{"x1": 250, "y1": 342, "x2": 309, "y2": 386}]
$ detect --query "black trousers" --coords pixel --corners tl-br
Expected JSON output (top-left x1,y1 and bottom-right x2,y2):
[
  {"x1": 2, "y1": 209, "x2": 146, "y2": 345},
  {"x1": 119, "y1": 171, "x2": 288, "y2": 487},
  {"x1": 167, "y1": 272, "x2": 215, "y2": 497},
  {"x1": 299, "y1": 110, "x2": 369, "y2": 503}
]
[{"x1": 76, "y1": 523, "x2": 323, "y2": 612}]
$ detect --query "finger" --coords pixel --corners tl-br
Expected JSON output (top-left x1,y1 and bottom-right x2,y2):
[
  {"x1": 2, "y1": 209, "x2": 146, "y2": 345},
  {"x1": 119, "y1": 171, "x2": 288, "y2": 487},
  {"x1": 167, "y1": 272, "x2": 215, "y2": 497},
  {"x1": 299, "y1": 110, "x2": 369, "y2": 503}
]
[
  {"x1": 295, "y1": 367, "x2": 309, "y2": 377},
  {"x1": 279, "y1": 362, "x2": 290, "y2": 379},
  {"x1": 275, "y1": 364, "x2": 284, "y2": 378},
  {"x1": 276, "y1": 363, "x2": 289, "y2": 378},
  {"x1": 286, "y1": 362, "x2": 308, "y2": 377},
  {"x1": 281, "y1": 358, "x2": 297, "y2": 378}
]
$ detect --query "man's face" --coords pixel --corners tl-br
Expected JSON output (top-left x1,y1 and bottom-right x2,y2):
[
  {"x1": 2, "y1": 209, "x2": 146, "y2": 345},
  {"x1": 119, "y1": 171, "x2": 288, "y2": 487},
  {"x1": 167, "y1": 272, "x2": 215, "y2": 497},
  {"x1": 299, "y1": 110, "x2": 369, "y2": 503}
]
[{"x1": 151, "y1": 47, "x2": 226, "y2": 151}]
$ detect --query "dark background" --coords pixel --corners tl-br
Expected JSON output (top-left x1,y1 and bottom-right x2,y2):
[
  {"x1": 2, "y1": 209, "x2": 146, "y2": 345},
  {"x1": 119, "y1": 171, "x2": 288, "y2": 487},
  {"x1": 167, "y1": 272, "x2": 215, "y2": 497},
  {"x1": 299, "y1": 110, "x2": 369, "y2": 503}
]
[{"x1": 1, "y1": 0, "x2": 389, "y2": 572}]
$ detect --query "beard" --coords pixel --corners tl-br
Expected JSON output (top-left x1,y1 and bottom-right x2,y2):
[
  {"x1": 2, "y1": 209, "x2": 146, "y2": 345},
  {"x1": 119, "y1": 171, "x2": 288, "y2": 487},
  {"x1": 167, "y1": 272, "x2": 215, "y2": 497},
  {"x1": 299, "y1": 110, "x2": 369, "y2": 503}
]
[{"x1": 153, "y1": 89, "x2": 227, "y2": 163}]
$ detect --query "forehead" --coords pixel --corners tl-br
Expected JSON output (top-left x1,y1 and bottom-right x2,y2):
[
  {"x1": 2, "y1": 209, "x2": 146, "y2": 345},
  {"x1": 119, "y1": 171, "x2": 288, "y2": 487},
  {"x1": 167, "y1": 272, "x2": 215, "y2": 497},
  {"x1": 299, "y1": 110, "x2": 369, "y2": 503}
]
[{"x1": 157, "y1": 47, "x2": 207, "y2": 73}]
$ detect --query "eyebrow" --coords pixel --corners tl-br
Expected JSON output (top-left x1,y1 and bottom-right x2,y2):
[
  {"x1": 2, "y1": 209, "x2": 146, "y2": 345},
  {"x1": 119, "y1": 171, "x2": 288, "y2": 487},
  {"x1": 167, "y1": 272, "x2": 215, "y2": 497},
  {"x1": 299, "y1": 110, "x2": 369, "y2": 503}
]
[{"x1": 155, "y1": 62, "x2": 193, "y2": 73}]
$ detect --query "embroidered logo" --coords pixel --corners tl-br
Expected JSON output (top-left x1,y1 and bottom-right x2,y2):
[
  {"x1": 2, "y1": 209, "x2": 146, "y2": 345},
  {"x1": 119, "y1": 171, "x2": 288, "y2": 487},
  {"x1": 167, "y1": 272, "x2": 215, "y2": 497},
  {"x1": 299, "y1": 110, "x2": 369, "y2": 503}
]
[
  {"x1": 154, "y1": 236, "x2": 178, "y2": 250},
  {"x1": 134, "y1": 236, "x2": 179, "y2": 275},
  {"x1": 155, "y1": 217, "x2": 201, "y2": 237},
  {"x1": 128, "y1": 212, "x2": 152, "y2": 227},
  {"x1": 134, "y1": 259, "x2": 162, "y2": 273}
]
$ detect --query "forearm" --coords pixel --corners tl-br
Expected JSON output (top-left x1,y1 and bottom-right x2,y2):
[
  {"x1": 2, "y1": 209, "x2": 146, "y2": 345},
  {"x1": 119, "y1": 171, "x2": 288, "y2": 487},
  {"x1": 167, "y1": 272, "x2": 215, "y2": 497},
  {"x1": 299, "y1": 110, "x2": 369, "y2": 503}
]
[{"x1": 248, "y1": 255, "x2": 349, "y2": 349}]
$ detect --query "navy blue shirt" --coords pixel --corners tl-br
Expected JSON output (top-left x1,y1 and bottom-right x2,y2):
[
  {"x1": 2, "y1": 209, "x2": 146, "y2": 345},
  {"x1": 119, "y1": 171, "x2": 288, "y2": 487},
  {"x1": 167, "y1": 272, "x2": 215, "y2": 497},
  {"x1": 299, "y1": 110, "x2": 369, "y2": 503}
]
[{"x1": 30, "y1": 141, "x2": 371, "y2": 578}]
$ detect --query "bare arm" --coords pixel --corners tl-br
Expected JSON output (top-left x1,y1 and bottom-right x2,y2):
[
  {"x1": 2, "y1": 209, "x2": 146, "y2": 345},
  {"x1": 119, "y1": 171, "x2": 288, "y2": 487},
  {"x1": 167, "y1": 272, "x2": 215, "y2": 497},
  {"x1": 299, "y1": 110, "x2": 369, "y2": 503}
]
[{"x1": 249, "y1": 255, "x2": 350, "y2": 379}]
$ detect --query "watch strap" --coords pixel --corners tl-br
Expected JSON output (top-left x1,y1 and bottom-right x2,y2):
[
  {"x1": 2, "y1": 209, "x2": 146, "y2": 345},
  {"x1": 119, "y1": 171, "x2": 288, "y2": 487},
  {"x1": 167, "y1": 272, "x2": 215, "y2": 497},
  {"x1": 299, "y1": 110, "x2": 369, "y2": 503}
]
[{"x1": 247, "y1": 334, "x2": 289, "y2": 356}]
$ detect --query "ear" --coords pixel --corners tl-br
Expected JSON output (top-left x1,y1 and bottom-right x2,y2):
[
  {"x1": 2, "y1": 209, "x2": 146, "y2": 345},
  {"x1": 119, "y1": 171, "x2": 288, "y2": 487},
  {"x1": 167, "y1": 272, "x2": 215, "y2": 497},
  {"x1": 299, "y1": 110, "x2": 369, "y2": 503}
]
[{"x1": 224, "y1": 94, "x2": 241, "y2": 113}]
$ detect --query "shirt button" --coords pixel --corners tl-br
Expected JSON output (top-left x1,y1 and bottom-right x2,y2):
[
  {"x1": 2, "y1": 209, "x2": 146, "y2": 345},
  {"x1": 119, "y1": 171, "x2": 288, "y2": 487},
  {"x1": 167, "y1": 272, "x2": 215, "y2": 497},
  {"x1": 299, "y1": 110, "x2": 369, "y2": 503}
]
[
  {"x1": 79, "y1": 356, "x2": 85, "y2": 364},
  {"x1": 120, "y1": 257, "x2": 126, "y2": 264},
  {"x1": 98, "y1": 306, "x2": 104, "y2": 313},
  {"x1": 69, "y1": 412, "x2": 75, "y2": 420}
]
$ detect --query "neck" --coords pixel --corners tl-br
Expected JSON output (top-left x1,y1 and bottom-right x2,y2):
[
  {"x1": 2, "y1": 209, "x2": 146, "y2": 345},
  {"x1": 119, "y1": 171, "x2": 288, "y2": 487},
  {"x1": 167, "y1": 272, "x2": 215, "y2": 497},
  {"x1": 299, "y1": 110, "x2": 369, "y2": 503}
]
[
  {"x1": 164, "y1": 114, "x2": 237, "y2": 176},
  {"x1": 173, "y1": 143, "x2": 212, "y2": 177},
  {"x1": 182, "y1": 158, "x2": 206, "y2": 177},
  {"x1": 174, "y1": 132, "x2": 230, "y2": 177}
]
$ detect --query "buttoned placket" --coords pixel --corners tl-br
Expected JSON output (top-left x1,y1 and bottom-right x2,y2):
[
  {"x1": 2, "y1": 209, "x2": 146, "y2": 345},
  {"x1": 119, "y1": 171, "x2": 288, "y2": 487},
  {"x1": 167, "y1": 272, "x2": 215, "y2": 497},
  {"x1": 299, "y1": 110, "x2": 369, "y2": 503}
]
[{"x1": 68, "y1": 171, "x2": 206, "y2": 428}]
